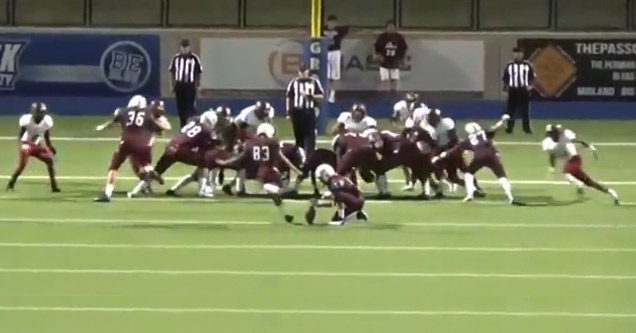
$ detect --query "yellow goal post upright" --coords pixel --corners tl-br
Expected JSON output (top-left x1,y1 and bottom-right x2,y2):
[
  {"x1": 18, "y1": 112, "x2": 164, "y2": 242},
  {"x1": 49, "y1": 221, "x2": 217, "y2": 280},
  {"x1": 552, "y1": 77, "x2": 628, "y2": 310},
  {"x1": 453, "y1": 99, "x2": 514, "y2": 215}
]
[{"x1": 306, "y1": 0, "x2": 329, "y2": 134}]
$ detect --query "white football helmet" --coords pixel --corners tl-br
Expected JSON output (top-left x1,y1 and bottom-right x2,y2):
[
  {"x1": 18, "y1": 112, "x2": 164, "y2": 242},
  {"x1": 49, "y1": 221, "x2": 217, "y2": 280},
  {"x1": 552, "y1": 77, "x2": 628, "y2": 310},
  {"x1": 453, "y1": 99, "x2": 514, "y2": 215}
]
[
  {"x1": 215, "y1": 106, "x2": 231, "y2": 117},
  {"x1": 315, "y1": 164, "x2": 336, "y2": 182},
  {"x1": 465, "y1": 122, "x2": 482, "y2": 135},
  {"x1": 256, "y1": 123, "x2": 276, "y2": 138},
  {"x1": 199, "y1": 110, "x2": 218, "y2": 128},
  {"x1": 127, "y1": 95, "x2": 147, "y2": 109}
]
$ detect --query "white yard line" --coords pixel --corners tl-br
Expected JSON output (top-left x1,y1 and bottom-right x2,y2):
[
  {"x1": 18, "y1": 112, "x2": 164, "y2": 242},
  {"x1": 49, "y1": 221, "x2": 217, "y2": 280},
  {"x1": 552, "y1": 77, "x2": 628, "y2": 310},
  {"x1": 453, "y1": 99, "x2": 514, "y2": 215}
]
[
  {"x1": 0, "y1": 242, "x2": 633, "y2": 253},
  {"x1": 1, "y1": 268, "x2": 634, "y2": 280},
  {"x1": 2, "y1": 175, "x2": 636, "y2": 186},
  {"x1": 1, "y1": 136, "x2": 636, "y2": 146},
  {"x1": 0, "y1": 217, "x2": 634, "y2": 229},
  {"x1": 0, "y1": 306, "x2": 633, "y2": 318}
]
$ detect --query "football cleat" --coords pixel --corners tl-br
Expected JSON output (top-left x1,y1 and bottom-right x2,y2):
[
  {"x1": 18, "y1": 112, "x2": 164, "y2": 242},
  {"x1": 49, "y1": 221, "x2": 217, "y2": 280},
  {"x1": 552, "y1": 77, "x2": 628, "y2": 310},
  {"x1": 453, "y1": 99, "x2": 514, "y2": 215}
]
[
  {"x1": 222, "y1": 184, "x2": 233, "y2": 196},
  {"x1": 462, "y1": 195, "x2": 474, "y2": 203},
  {"x1": 356, "y1": 210, "x2": 369, "y2": 221},
  {"x1": 165, "y1": 189, "x2": 180, "y2": 197},
  {"x1": 94, "y1": 194, "x2": 110, "y2": 203},
  {"x1": 328, "y1": 219, "x2": 346, "y2": 226},
  {"x1": 197, "y1": 191, "x2": 215, "y2": 198},
  {"x1": 284, "y1": 214, "x2": 294, "y2": 224},
  {"x1": 402, "y1": 183, "x2": 415, "y2": 192},
  {"x1": 51, "y1": 187, "x2": 61, "y2": 193}
]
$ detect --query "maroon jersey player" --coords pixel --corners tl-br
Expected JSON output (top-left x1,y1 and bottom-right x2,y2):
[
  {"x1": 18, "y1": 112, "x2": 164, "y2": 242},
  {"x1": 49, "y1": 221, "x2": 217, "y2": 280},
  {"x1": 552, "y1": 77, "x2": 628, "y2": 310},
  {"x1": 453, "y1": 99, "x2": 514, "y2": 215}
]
[
  {"x1": 94, "y1": 97, "x2": 171, "y2": 202},
  {"x1": 7, "y1": 102, "x2": 60, "y2": 192},
  {"x1": 305, "y1": 164, "x2": 368, "y2": 226},
  {"x1": 433, "y1": 116, "x2": 520, "y2": 205},
  {"x1": 215, "y1": 123, "x2": 300, "y2": 223},
  {"x1": 334, "y1": 132, "x2": 378, "y2": 186}
]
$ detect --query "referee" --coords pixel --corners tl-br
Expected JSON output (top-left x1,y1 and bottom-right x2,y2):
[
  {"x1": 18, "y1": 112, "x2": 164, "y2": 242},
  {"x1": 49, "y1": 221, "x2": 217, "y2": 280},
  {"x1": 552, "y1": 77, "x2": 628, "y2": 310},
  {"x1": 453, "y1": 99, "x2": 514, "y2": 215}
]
[
  {"x1": 502, "y1": 47, "x2": 535, "y2": 134},
  {"x1": 286, "y1": 64, "x2": 324, "y2": 153},
  {"x1": 169, "y1": 39, "x2": 202, "y2": 128}
]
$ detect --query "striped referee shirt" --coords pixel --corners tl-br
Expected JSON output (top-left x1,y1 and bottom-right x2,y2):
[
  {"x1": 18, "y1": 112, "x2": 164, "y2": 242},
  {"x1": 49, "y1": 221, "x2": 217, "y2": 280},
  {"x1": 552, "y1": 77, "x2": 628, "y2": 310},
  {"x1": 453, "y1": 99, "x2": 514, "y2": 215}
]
[
  {"x1": 169, "y1": 53, "x2": 202, "y2": 84},
  {"x1": 502, "y1": 60, "x2": 535, "y2": 90},
  {"x1": 286, "y1": 77, "x2": 324, "y2": 109}
]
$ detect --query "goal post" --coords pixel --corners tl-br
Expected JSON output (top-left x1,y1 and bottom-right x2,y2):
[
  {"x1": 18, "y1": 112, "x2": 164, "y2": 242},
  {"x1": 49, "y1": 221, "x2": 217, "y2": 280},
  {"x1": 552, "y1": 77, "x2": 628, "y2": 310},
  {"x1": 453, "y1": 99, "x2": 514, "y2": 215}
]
[{"x1": 304, "y1": 0, "x2": 329, "y2": 134}]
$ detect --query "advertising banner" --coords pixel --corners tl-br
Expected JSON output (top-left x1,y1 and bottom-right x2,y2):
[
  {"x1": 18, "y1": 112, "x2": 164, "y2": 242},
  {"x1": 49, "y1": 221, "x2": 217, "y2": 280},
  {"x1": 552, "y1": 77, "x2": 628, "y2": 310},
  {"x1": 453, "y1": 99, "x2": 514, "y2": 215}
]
[
  {"x1": 0, "y1": 33, "x2": 160, "y2": 96},
  {"x1": 519, "y1": 39, "x2": 636, "y2": 101},
  {"x1": 200, "y1": 37, "x2": 484, "y2": 92}
]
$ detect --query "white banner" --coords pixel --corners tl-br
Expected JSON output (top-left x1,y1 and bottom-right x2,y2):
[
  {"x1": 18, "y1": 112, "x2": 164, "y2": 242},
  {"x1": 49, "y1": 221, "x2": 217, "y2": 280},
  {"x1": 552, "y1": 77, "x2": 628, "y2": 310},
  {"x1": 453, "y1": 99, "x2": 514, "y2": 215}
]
[{"x1": 200, "y1": 37, "x2": 484, "y2": 91}]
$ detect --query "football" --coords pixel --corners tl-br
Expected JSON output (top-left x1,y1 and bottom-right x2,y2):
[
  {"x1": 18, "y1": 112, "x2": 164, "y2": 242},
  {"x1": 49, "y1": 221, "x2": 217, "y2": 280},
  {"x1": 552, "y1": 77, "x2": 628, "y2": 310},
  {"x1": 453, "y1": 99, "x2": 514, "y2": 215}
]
[{"x1": 305, "y1": 206, "x2": 316, "y2": 225}]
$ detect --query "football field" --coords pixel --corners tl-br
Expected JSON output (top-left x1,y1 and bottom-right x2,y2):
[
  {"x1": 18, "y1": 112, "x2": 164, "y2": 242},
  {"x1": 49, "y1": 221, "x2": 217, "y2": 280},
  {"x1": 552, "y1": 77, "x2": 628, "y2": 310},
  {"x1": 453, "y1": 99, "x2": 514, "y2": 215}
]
[{"x1": 0, "y1": 116, "x2": 635, "y2": 333}]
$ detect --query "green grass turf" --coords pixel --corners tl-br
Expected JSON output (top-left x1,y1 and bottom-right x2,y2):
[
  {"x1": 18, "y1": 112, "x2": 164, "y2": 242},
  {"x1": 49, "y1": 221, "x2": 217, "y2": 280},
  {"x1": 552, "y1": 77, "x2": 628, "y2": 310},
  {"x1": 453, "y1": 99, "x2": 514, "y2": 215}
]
[{"x1": 0, "y1": 116, "x2": 635, "y2": 333}]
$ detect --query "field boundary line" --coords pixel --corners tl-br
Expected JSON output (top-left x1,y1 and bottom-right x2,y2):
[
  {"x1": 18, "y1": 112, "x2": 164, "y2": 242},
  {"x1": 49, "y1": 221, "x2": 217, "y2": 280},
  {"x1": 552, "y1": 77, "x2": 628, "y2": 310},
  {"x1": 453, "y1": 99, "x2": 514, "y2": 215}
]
[
  {"x1": 0, "y1": 217, "x2": 635, "y2": 229},
  {"x1": 1, "y1": 136, "x2": 636, "y2": 146},
  {"x1": 2, "y1": 175, "x2": 636, "y2": 186},
  {"x1": 0, "y1": 242, "x2": 634, "y2": 253},
  {"x1": 0, "y1": 306, "x2": 633, "y2": 318},
  {"x1": 1, "y1": 268, "x2": 634, "y2": 280}
]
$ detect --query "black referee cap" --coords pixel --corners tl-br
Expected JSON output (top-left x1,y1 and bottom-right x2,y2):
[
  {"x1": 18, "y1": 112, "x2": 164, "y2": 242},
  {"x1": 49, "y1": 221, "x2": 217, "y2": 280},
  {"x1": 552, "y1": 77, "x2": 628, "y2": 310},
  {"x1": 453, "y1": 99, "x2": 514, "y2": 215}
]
[
  {"x1": 512, "y1": 47, "x2": 523, "y2": 53},
  {"x1": 180, "y1": 39, "x2": 191, "y2": 47}
]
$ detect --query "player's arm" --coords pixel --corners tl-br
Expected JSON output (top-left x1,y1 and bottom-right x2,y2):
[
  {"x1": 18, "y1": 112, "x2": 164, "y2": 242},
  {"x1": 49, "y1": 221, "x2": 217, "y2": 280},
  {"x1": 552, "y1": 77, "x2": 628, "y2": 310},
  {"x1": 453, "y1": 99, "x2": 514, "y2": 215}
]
[
  {"x1": 373, "y1": 35, "x2": 383, "y2": 59},
  {"x1": 446, "y1": 128, "x2": 459, "y2": 148},
  {"x1": 285, "y1": 79, "x2": 295, "y2": 117},
  {"x1": 193, "y1": 54, "x2": 203, "y2": 91},
  {"x1": 279, "y1": 150, "x2": 302, "y2": 175},
  {"x1": 502, "y1": 63, "x2": 510, "y2": 92},
  {"x1": 432, "y1": 144, "x2": 461, "y2": 163},
  {"x1": 397, "y1": 34, "x2": 408, "y2": 61},
  {"x1": 154, "y1": 116, "x2": 172, "y2": 131},
  {"x1": 572, "y1": 139, "x2": 598, "y2": 158},
  {"x1": 96, "y1": 108, "x2": 122, "y2": 131},
  {"x1": 233, "y1": 107, "x2": 251, "y2": 129},
  {"x1": 169, "y1": 56, "x2": 177, "y2": 92},
  {"x1": 215, "y1": 149, "x2": 247, "y2": 167},
  {"x1": 311, "y1": 78, "x2": 325, "y2": 101},
  {"x1": 489, "y1": 114, "x2": 511, "y2": 133},
  {"x1": 43, "y1": 130, "x2": 56, "y2": 155},
  {"x1": 331, "y1": 114, "x2": 348, "y2": 136}
]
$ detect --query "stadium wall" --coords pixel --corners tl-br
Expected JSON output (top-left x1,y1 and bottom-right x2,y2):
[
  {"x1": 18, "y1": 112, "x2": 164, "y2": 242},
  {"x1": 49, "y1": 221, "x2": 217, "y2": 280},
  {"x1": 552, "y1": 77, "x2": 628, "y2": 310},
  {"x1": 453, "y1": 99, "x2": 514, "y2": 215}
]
[{"x1": 0, "y1": 27, "x2": 634, "y2": 119}]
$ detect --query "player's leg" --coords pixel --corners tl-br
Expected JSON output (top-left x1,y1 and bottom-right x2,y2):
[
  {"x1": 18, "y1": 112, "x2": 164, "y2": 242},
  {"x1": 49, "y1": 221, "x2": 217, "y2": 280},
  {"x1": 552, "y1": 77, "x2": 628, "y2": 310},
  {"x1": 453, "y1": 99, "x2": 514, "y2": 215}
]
[
  {"x1": 564, "y1": 157, "x2": 619, "y2": 204},
  {"x1": 260, "y1": 167, "x2": 293, "y2": 223},
  {"x1": 389, "y1": 69, "x2": 400, "y2": 99},
  {"x1": 401, "y1": 166, "x2": 414, "y2": 191},
  {"x1": 96, "y1": 146, "x2": 129, "y2": 202},
  {"x1": 329, "y1": 192, "x2": 366, "y2": 226},
  {"x1": 127, "y1": 148, "x2": 163, "y2": 198},
  {"x1": 505, "y1": 95, "x2": 516, "y2": 133},
  {"x1": 487, "y1": 157, "x2": 515, "y2": 204},
  {"x1": 7, "y1": 143, "x2": 32, "y2": 191},
  {"x1": 521, "y1": 95, "x2": 532, "y2": 134},
  {"x1": 167, "y1": 170, "x2": 198, "y2": 196},
  {"x1": 32, "y1": 146, "x2": 59, "y2": 192}
]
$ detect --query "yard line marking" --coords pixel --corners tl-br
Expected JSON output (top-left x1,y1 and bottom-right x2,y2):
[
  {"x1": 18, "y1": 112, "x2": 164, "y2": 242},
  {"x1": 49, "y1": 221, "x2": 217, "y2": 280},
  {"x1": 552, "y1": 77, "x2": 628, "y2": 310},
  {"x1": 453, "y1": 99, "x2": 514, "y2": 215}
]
[
  {"x1": 1, "y1": 136, "x2": 636, "y2": 147},
  {"x1": 0, "y1": 217, "x2": 269, "y2": 225},
  {"x1": 0, "y1": 306, "x2": 634, "y2": 318},
  {"x1": 0, "y1": 217, "x2": 634, "y2": 229},
  {"x1": 3, "y1": 175, "x2": 636, "y2": 186},
  {"x1": 0, "y1": 242, "x2": 633, "y2": 253},
  {"x1": 1, "y1": 268, "x2": 634, "y2": 280}
]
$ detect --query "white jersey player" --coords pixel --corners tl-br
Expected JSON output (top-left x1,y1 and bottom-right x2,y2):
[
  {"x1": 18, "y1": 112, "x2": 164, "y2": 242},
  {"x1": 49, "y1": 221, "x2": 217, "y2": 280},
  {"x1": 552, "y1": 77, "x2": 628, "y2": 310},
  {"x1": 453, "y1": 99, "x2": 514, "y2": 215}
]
[
  {"x1": 426, "y1": 109, "x2": 458, "y2": 149},
  {"x1": 234, "y1": 101, "x2": 274, "y2": 129},
  {"x1": 332, "y1": 103, "x2": 377, "y2": 135},
  {"x1": 542, "y1": 124, "x2": 619, "y2": 204},
  {"x1": 7, "y1": 102, "x2": 59, "y2": 192}
]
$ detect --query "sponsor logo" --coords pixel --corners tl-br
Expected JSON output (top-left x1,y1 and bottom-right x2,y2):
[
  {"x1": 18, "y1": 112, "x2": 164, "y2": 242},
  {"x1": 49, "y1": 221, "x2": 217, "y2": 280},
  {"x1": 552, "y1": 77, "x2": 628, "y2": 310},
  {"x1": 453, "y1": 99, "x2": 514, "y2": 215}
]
[
  {"x1": 529, "y1": 44, "x2": 576, "y2": 98},
  {"x1": 100, "y1": 41, "x2": 152, "y2": 93},
  {"x1": 0, "y1": 40, "x2": 28, "y2": 90},
  {"x1": 267, "y1": 39, "x2": 304, "y2": 86}
]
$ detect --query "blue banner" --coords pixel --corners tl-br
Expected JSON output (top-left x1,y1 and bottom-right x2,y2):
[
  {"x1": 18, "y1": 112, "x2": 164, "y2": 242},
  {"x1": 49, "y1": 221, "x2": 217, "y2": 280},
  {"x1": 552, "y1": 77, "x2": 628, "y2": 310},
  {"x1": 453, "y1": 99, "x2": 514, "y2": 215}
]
[
  {"x1": 0, "y1": 33, "x2": 159, "y2": 97},
  {"x1": 304, "y1": 37, "x2": 329, "y2": 134}
]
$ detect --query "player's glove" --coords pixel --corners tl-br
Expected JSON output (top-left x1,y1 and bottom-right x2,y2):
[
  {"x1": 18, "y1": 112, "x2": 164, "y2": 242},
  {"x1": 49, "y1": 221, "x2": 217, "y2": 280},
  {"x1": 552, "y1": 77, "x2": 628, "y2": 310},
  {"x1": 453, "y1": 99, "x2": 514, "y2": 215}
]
[
  {"x1": 501, "y1": 114, "x2": 511, "y2": 121},
  {"x1": 96, "y1": 124, "x2": 108, "y2": 131}
]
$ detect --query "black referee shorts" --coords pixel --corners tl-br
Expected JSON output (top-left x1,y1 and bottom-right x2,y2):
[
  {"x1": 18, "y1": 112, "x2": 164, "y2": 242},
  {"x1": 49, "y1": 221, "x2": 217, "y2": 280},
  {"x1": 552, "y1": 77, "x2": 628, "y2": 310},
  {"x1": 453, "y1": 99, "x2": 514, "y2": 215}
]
[{"x1": 290, "y1": 108, "x2": 317, "y2": 153}]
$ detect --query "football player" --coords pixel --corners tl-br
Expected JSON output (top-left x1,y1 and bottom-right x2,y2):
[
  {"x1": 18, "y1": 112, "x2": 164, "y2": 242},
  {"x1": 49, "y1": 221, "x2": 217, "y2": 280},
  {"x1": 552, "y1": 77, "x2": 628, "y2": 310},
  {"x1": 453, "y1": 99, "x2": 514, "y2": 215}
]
[
  {"x1": 234, "y1": 101, "x2": 274, "y2": 132},
  {"x1": 215, "y1": 123, "x2": 300, "y2": 223},
  {"x1": 331, "y1": 103, "x2": 377, "y2": 136},
  {"x1": 94, "y1": 98, "x2": 171, "y2": 202},
  {"x1": 305, "y1": 164, "x2": 368, "y2": 226},
  {"x1": 433, "y1": 115, "x2": 518, "y2": 204},
  {"x1": 7, "y1": 102, "x2": 60, "y2": 192},
  {"x1": 542, "y1": 124, "x2": 619, "y2": 205}
]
